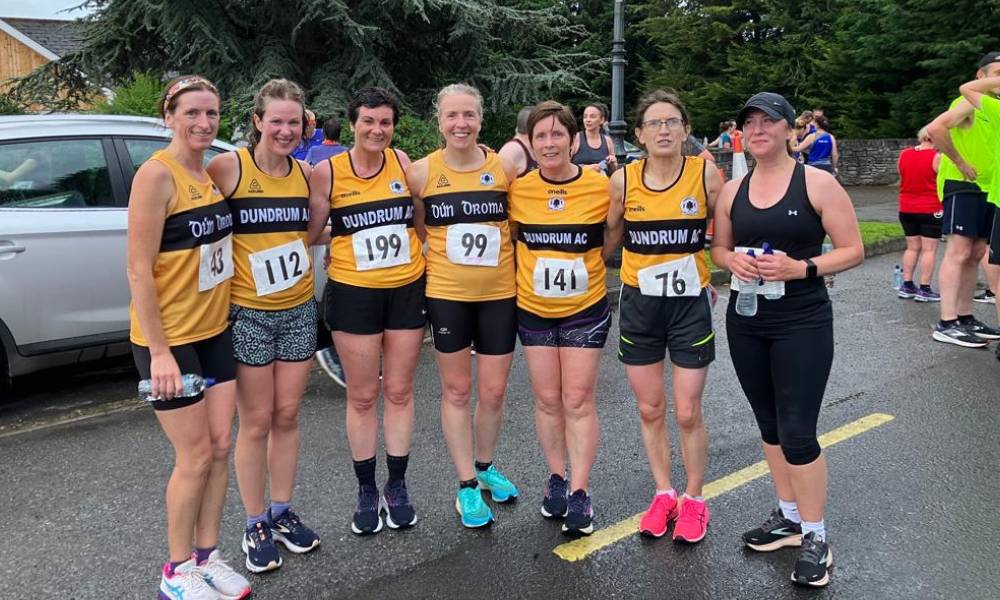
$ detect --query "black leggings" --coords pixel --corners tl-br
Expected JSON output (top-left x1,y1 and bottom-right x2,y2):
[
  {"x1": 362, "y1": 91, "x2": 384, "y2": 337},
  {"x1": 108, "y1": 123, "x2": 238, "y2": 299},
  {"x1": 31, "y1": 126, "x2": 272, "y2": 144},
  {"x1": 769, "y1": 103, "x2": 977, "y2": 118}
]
[{"x1": 726, "y1": 317, "x2": 833, "y2": 466}]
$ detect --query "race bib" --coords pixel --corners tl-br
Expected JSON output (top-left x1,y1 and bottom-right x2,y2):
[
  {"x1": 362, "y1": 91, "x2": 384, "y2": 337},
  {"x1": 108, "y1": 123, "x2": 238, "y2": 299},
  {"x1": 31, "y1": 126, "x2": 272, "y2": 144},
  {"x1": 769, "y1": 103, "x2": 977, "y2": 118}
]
[
  {"x1": 729, "y1": 246, "x2": 786, "y2": 298},
  {"x1": 446, "y1": 224, "x2": 500, "y2": 267},
  {"x1": 533, "y1": 257, "x2": 588, "y2": 298},
  {"x1": 249, "y1": 239, "x2": 309, "y2": 297},
  {"x1": 352, "y1": 224, "x2": 411, "y2": 271},
  {"x1": 198, "y1": 234, "x2": 234, "y2": 292},
  {"x1": 637, "y1": 254, "x2": 701, "y2": 297}
]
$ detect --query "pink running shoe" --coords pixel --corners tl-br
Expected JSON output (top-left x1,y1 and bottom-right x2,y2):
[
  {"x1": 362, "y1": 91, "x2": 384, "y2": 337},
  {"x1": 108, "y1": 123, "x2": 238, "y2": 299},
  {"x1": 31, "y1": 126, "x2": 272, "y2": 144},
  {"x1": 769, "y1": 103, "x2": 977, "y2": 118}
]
[
  {"x1": 672, "y1": 497, "x2": 710, "y2": 543},
  {"x1": 638, "y1": 493, "x2": 679, "y2": 538}
]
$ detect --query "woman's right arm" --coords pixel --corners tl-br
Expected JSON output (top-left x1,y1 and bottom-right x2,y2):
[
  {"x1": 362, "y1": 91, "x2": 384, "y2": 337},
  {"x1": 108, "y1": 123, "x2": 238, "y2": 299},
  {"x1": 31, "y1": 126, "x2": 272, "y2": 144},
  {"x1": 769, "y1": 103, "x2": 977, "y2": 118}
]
[
  {"x1": 206, "y1": 151, "x2": 241, "y2": 197},
  {"x1": 710, "y1": 178, "x2": 758, "y2": 282},
  {"x1": 405, "y1": 157, "x2": 429, "y2": 243},
  {"x1": 307, "y1": 160, "x2": 333, "y2": 246},
  {"x1": 126, "y1": 162, "x2": 182, "y2": 398}
]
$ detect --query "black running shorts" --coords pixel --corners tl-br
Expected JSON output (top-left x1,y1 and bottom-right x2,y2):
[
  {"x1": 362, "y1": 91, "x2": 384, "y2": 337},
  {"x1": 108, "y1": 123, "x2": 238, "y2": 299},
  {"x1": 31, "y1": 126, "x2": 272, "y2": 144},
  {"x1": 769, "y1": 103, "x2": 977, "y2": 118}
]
[
  {"x1": 898, "y1": 211, "x2": 943, "y2": 239},
  {"x1": 324, "y1": 276, "x2": 427, "y2": 335},
  {"x1": 618, "y1": 285, "x2": 715, "y2": 368},
  {"x1": 132, "y1": 328, "x2": 236, "y2": 411},
  {"x1": 941, "y1": 181, "x2": 996, "y2": 239},
  {"x1": 517, "y1": 296, "x2": 611, "y2": 349},
  {"x1": 426, "y1": 297, "x2": 517, "y2": 355},
  {"x1": 990, "y1": 209, "x2": 1000, "y2": 266}
]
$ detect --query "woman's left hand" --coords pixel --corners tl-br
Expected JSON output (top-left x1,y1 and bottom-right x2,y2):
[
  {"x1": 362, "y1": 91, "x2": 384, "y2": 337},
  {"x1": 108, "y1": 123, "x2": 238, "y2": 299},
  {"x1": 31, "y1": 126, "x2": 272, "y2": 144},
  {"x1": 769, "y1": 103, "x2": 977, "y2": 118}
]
[{"x1": 756, "y1": 253, "x2": 807, "y2": 282}]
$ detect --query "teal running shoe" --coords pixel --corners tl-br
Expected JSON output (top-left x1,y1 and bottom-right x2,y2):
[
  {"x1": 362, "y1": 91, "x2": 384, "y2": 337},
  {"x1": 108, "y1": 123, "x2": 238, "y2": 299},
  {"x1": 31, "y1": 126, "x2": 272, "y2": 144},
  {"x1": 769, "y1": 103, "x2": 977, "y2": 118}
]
[
  {"x1": 455, "y1": 486, "x2": 494, "y2": 528},
  {"x1": 476, "y1": 465, "x2": 519, "y2": 502}
]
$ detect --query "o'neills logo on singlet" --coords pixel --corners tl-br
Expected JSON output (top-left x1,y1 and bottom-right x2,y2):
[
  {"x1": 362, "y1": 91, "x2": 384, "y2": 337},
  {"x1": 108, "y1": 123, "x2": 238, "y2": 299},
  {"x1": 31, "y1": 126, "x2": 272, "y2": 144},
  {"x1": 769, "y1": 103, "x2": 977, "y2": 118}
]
[{"x1": 329, "y1": 197, "x2": 415, "y2": 236}]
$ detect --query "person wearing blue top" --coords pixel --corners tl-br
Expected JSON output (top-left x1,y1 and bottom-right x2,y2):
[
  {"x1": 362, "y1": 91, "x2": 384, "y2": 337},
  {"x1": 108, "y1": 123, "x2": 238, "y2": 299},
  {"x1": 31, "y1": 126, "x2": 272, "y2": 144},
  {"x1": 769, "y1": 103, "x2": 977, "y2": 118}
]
[
  {"x1": 305, "y1": 119, "x2": 348, "y2": 165},
  {"x1": 292, "y1": 110, "x2": 324, "y2": 161},
  {"x1": 792, "y1": 115, "x2": 838, "y2": 175}
]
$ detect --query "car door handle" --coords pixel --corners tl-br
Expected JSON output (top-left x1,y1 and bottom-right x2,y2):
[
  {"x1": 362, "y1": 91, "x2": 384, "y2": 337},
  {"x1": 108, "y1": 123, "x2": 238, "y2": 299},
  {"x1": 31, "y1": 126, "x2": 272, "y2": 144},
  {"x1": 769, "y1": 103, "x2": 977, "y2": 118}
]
[{"x1": 0, "y1": 243, "x2": 26, "y2": 254}]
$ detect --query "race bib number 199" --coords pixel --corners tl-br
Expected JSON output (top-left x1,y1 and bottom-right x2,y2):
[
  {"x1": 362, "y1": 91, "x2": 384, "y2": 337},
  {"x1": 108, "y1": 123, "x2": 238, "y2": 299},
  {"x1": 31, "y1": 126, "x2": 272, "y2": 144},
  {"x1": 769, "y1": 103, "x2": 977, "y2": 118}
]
[
  {"x1": 533, "y1": 257, "x2": 588, "y2": 298},
  {"x1": 446, "y1": 223, "x2": 500, "y2": 266},
  {"x1": 637, "y1": 254, "x2": 701, "y2": 297},
  {"x1": 352, "y1": 224, "x2": 411, "y2": 271},
  {"x1": 198, "y1": 234, "x2": 234, "y2": 292},
  {"x1": 249, "y1": 239, "x2": 309, "y2": 297}
]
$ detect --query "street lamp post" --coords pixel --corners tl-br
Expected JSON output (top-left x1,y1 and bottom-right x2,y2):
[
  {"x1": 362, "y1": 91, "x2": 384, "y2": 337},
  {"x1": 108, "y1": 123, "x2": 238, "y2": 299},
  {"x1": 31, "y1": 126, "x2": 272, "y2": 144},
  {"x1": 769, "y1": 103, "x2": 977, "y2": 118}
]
[{"x1": 608, "y1": 0, "x2": 627, "y2": 164}]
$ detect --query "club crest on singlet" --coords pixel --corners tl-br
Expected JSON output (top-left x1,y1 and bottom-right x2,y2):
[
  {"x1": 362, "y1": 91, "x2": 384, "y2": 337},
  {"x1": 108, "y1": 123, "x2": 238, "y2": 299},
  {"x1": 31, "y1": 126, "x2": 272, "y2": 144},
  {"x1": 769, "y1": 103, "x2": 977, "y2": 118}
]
[
  {"x1": 480, "y1": 173, "x2": 495, "y2": 186},
  {"x1": 389, "y1": 180, "x2": 406, "y2": 194},
  {"x1": 548, "y1": 197, "x2": 565, "y2": 211},
  {"x1": 680, "y1": 196, "x2": 698, "y2": 216}
]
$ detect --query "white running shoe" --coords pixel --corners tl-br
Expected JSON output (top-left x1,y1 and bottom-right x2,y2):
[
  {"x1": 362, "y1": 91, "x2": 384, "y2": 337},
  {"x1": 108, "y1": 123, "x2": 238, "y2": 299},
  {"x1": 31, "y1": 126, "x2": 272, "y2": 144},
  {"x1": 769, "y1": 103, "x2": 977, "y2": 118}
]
[
  {"x1": 315, "y1": 347, "x2": 346, "y2": 388},
  {"x1": 196, "y1": 550, "x2": 252, "y2": 600},
  {"x1": 158, "y1": 558, "x2": 219, "y2": 600}
]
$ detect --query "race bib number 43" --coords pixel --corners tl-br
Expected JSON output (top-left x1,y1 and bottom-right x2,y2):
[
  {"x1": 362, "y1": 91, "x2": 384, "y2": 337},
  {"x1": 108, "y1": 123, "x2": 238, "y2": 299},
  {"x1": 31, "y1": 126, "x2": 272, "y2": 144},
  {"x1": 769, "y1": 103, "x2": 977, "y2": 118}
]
[
  {"x1": 249, "y1": 239, "x2": 309, "y2": 297},
  {"x1": 198, "y1": 234, "x2": 234, "y2": 292},
  {"x1": 533, "y1": 257, "x2": 588, "y2": 298},
  {"x1": 446, "y1": 224, "x2": 500, "y2": 267},
  {"x1": 637, "y1": 254, "x2": 700, "y2": 297},
  {"x1": 352, "y1": 224, "x2": 411, "y2": 271}
]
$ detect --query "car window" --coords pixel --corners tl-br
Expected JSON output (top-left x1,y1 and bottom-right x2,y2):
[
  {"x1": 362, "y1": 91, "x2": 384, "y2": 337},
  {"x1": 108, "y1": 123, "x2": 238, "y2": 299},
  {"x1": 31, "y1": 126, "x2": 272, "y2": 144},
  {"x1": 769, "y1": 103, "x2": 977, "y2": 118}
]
[
  {"x1": 0, "y1": 138, "x2": 114, "y2": 209},
  {"x1": 124, "y1": 138, "x2": 226, "y2": 169}
]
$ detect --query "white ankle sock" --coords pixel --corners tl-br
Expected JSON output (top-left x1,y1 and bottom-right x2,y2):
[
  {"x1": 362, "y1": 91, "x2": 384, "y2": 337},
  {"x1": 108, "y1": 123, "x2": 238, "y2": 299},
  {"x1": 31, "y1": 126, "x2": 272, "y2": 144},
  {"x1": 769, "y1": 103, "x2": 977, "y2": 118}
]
[
  {"x1": 683, "y1": 493, "x2": 704, "y2": 502},
  {"x1": 778, "y1": 499, "x2": 801, "y2": 524},
  {"x1": 801, "y1": 519, "x2": 826, "y2": 542},
  {"x1": 656, "y1": 488, "x2": 676, "y2": 499}
]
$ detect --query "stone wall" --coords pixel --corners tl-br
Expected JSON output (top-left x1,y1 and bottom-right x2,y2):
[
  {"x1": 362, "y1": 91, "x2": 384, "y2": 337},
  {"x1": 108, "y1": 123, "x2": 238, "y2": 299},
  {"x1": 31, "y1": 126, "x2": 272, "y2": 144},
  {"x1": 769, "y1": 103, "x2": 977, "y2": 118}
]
[{"x1": 706, "y1": 138, "x2": 916, "y2": 186}]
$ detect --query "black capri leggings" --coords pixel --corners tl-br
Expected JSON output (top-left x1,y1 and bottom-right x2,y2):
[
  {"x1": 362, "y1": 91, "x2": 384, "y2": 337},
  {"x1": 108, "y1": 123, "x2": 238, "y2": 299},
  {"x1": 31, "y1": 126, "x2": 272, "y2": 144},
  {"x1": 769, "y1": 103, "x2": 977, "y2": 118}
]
[{"x1": 726, "y1": 318, "x2": 833, "y2": 466}]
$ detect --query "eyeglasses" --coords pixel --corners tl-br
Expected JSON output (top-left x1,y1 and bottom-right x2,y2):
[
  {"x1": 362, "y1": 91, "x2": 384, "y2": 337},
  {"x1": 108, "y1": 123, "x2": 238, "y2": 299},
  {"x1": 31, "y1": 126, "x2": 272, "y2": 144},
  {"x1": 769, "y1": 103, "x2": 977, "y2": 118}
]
[{"x1": 641, "y1": 118, "x2": 685, "y2": 130}]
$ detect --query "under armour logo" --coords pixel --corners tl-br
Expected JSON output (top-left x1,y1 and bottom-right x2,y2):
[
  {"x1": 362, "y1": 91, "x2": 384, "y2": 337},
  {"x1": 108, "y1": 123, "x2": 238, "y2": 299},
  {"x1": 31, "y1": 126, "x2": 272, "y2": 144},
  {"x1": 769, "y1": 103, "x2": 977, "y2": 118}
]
[{"x1": 788, "y1": 210, "x2": 798, "y2": 216}]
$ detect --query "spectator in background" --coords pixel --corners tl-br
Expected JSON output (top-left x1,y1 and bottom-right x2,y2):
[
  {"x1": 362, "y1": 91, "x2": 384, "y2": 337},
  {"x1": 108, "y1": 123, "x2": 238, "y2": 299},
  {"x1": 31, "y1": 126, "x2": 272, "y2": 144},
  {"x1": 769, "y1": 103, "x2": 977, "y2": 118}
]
[
  {"x1": 708, "y1": 121, "x2": 734, "y2": 149},
  {"x1": 896, "y1": 126, "x2": 942, "y2": 301},
  {"x1": 305, "y1": 118, "x2": 348, "y2": 165},
  {"x1": 292, "y1": 109, "x2": 323, "y2": 161},
  {"x1": 730, "y1": 120, "x2": 743, "y2": 151},
  {"x1": 792, "y1": 115, "x2": 838, "y2": 175},
  {"x1": 498, "y1": 106, "x2": 538, "y2": 178},
  {"x1": 792, "y1": 116, "x2": 812, "y2": 163},
  {"x1": 571, "y1": 101, "x2": 618, "y2": 174}
]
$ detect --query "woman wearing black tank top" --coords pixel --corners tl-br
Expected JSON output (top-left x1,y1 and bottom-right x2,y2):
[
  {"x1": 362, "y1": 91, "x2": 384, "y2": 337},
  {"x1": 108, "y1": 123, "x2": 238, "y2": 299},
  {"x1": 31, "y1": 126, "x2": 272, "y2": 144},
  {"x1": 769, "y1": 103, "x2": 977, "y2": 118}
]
[{"x1": 710, "y1": 93, "x2": 863, "y2": 589}]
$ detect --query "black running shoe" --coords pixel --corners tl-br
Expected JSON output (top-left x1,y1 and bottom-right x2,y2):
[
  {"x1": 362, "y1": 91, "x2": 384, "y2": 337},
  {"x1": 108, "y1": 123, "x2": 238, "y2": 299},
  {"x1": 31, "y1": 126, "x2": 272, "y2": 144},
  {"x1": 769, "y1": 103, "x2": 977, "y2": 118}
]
[
  {"x1": 742, "y1": 508, "x2": 803, "y2": 552},
  {"x1": 561, "y1": 489, "x2": 594, "y2": 536},
  {"x1": 351, "y1": 485, "x2": 383, "y2": 535},
  {"x1": 791, "y1": 532, "x2": 832, "y2": 587},
  {"x1": 961, "y1": 317, "x2": 1000, "y2": 340},
  {"x1": 380, "y1": 479, "x2": 417, "y2": 529},
  {"x1": 932, "y1": 323, "x2": 988, "y2": 348},
  {"x1": 540, "y1": 473, "x2": 568, "y2": 519}
]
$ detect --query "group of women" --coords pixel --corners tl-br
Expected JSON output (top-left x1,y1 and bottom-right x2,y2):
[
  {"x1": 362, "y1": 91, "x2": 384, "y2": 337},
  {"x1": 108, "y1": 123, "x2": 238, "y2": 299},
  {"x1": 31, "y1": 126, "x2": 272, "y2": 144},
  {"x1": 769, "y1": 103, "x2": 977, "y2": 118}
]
[{"x1": 127, "y1": 76, "x2": 862, "y2": 599}]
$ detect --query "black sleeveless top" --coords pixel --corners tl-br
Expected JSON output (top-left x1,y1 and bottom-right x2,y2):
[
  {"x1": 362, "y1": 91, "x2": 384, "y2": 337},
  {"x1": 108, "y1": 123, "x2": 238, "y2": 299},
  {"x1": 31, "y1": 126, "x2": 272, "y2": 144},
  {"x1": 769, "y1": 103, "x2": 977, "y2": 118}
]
[
  {"x1": 571, "y1": 132, "x2": 610, "y2": 166},
  {"x1": 729, "y1": 162, "x2": 830, "y2": 325},
  {"x1": 510, "y1": 138, "x2": 538, "y2": 177}
]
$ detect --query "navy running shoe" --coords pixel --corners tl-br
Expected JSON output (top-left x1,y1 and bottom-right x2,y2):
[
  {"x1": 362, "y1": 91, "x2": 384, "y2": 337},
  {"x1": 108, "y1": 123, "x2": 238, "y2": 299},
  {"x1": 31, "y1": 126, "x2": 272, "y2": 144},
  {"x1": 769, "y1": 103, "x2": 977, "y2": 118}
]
[
  {"x1": 351, "y1": 484, "x2": 383, "y2": 535},
  {"x1": 562, "y1": 489, "x2": 594, "y2": 536},
  {"x1": 380, "y1": 479, "x2": 418, "y2": 529},
  {"x1": 270, "y1": 508, "x2": 320, "y2": 553},
  {"x1": 241, "y1": 521, "x2": 281, "y2": 573},
  {"x1": 540, "y1": 473, "x2": 568, "y2": 519}
]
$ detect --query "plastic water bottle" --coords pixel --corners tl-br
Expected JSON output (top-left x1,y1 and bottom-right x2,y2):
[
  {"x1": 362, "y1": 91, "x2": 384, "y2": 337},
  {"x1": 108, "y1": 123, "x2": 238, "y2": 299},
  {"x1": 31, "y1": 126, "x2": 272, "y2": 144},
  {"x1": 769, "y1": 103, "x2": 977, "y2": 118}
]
[
  {"x1": 822, "y1": 241, "x2": 835, "y2": 288},
  {"x1": 735, "y1": 249, "x2": 759, "y2": 317},
  {"x1": 761, "y1": 242, "x2": 782, "y2": 300},
  {"x1": 138, "y1": 373, "x2": 215, "y2": 401},
  {"x1": 893, "y1": 265, "x2": 903, "y2": 291}
]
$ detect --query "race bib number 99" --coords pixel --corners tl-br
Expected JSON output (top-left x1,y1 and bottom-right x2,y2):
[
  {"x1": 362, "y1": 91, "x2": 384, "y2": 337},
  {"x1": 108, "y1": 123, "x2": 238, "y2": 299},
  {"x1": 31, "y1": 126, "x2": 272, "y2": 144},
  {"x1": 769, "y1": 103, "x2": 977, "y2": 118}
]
[
  {"x1": 637, "y1": 254, "x2": 701, "y2": 297},
  {"x1": 533, "y1": 257, "x2": 588, "y2": 298},
  {"x1": 352, "y1": 224, "x2": 411, "y2": 271},
  {"x1": 249, "y1": 239, "x2": 309, "y2": 297},
  {"x1": 446, "y1": 224, "x2": 501, "y2": 267},
  {"x1": 198, "y1": 234, "x2": 234, "y2": 292}
]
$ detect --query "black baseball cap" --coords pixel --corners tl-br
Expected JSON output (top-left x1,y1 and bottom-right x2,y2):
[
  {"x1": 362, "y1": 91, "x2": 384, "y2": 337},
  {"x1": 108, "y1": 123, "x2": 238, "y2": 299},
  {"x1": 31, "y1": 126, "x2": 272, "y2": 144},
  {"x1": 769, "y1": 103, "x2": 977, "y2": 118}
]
[
  {"x1": 736, "y1": 92, "x2": 796, "y2": 129},
  {"x1": 979, "y1": 52, "x2": 1000, "y2": 69}
]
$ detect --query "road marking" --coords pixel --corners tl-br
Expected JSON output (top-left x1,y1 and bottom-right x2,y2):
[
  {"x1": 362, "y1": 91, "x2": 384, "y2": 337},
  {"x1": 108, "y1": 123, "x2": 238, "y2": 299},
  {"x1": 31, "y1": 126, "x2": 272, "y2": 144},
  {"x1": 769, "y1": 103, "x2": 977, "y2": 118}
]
[{"x1": 552, "y1": 412, "x2": 895, "y2": 562}]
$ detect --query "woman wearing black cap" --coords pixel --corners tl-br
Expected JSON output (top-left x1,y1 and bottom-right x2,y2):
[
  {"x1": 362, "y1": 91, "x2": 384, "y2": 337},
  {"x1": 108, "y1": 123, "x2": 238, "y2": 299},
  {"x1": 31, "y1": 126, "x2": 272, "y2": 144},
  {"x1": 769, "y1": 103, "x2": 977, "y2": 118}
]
[{"x1": 710, "y1": 92, "x2": 863, "y2": 588}]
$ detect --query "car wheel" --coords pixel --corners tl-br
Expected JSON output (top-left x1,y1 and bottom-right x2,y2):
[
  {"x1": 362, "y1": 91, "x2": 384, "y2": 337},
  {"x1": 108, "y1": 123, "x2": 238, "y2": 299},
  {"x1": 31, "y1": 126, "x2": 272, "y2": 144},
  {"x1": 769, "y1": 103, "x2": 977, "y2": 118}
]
[{"x1": 0, "y1": 345, "x2": 10, "y2": 403}]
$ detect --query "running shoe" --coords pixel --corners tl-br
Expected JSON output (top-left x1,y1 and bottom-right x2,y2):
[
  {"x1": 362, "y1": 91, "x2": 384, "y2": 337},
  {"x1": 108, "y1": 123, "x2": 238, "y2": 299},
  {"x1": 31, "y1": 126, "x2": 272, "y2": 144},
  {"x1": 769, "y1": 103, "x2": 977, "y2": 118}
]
[
  {"x1": 961, "y1": 317, "x2": 1000, "y2": 340},
  {"x1": 476, "y1": 465, "x2": 519, "y2": 502},
  {"x1": 973, "y1": 289, "x2": 996, "y2": 304},
  {"x1": 455, "y1": 486, "x2": 494, "y2": 528},
  {"x1": 315, "y1": 347, "x2": 346, "y2": 388},
  {"x1": 995, "y1": 341, "x2": 1000, "y2": 362},
  {"x1": 562, "y1": 489, "x2": 594, "y2": 536},
  {"x1": 896, "y1": 281, "x2": 918, "y2": 299},
  {"x1": 270, "y1": 508, "x2": 320, "y2": 553},
  {"x1": 672, "y1": 497, "x2": 710, "y2": 543},
  {"x1": 196, "y1": 549, "x2": 252, "y2": 600},
  {"x1": 351, "y1": 484, "x2": 384, "y2": 535},
  {"x1": 932, "y1": 323, "x2": 989, "y2": 348},
  {"x1": 381, "y1": 479, "x2": 418, "y2": 529},
  {"x1": 742, "y1": 508, "x2": 803, "y2": 552},
  {"x1": 540, "y1": 473, "x2": 569, "y2": 519},
  {"x1": 241, "y1": 521, "x2": 281, "y2": 573},
  {"x1": 914, "y1": 287, "x2": 941, "y2": 302},
  {"x1": 791, "y1": 532, "x2": 833, "y2": 587},
  {"x1": 158, "y1": 558, "x2": 218, "y2": 600},
  {"x1": 638, "y1": 492, "x2": 679, "y2": 538}
]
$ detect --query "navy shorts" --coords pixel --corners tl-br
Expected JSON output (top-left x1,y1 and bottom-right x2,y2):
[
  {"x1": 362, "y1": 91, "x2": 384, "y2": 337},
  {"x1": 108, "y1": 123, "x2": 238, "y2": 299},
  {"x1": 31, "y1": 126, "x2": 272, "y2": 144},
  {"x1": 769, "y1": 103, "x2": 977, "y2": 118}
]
[
  {"x1": 942, "y1": 181, "x2": 995, "y2": 239},
  {"x1": 517, "y1": 296, "x2": 611, "y2": 349}
]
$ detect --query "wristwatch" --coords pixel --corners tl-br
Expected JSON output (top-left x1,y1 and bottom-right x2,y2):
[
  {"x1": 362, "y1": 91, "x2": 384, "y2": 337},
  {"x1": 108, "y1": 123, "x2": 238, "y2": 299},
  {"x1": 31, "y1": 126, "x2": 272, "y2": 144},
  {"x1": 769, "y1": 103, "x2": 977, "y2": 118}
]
[{"x1": 804, "y1": 258, "x2": 818, "y2": 279}]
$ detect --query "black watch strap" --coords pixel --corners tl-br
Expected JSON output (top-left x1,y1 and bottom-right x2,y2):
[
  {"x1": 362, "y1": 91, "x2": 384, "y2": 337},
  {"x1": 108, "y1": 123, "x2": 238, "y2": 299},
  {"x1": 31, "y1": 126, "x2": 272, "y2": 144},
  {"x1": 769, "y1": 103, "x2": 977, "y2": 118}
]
[{"x1": 804, "y1": 258, "x2": 818, "y2": 279}]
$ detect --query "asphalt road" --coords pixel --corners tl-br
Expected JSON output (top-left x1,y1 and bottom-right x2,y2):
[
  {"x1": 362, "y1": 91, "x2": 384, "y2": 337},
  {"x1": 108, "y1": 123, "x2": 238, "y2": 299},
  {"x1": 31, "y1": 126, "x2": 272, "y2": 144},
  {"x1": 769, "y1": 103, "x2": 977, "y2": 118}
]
[{"x1": 2, "y1": 249, "x2": 998, "y2": 600}]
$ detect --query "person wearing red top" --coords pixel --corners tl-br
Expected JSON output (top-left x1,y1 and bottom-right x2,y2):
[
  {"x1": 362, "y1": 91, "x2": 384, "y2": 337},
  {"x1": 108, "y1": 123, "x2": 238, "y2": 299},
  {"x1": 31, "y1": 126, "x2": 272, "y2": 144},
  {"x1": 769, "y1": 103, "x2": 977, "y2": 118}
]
[{"x1": 896, "y1": 126, "x2": 942, "y2": 301}]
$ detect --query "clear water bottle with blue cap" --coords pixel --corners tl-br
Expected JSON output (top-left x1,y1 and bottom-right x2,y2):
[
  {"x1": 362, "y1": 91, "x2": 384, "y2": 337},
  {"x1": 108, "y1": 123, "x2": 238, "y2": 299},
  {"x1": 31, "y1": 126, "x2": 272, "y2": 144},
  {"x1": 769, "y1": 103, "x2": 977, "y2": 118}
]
[
  {"x1": 735, "y1": 249, "x2": 759, "y2": 317},
  {"x1": 893, "y1": 265, "x2": 903, "y2": 291},
  {"x1": 761, "y1": 242, "x2": 782, "y2": 300},
  {"x1": 138, "y1": 373, "x2": 215, "y2": 401},
  {"x1": 822, "y1": 239, "x2": 835, "y2": 288}
]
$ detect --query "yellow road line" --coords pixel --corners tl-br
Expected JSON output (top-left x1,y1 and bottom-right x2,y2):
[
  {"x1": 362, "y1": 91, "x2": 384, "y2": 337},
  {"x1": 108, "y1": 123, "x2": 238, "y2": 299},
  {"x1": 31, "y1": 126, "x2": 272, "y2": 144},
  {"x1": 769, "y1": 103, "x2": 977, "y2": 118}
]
[{"x1": 553, "y1": 412, "x2": 895, "y2": 562}]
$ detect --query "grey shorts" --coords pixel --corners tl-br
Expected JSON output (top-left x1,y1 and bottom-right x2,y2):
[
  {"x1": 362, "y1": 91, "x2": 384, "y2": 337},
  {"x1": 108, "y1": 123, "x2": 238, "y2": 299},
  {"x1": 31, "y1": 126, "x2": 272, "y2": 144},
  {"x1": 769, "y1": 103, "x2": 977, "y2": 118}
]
[{"x1": 230, "y1": 300, "x2": 318, "y2": 366}]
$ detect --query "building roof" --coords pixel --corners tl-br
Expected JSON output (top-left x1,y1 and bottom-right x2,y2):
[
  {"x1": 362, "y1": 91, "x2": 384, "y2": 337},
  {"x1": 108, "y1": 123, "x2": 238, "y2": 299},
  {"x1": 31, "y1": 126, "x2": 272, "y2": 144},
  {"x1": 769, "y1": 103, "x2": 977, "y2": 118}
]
[{"x1": 0, "y1": 17, "x2": 85, "y2": 58}]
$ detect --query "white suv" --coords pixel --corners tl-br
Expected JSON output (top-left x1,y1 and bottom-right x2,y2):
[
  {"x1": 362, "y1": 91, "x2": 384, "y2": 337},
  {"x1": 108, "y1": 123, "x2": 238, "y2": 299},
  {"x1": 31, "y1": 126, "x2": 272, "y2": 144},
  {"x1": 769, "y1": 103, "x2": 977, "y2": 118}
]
[{"x1": 0, "y1": 114, "x2": 236, "y2": 398}]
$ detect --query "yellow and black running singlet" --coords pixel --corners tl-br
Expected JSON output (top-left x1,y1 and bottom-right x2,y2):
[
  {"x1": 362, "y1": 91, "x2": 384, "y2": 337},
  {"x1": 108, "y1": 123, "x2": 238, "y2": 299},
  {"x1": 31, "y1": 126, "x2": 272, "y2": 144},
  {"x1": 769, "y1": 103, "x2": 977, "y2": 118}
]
[
  {"x1": 327, "y1": 149, "x2": 424, "y2": 288},
  {"x1": 129, "y1": 150, "x2": 234, "y2": 346},
  {"x1": 228, "y1": 148, "x2": 313, "y2": 309},
  {"x1": 509, "y1": 167, "x2": 609, "y2": 318},
  {"x1": 421, "y1": 149, "x2": 515, "y2": 301},
  {"x1": 620, "y1": 157, "x2": 710, "y2": 295}
]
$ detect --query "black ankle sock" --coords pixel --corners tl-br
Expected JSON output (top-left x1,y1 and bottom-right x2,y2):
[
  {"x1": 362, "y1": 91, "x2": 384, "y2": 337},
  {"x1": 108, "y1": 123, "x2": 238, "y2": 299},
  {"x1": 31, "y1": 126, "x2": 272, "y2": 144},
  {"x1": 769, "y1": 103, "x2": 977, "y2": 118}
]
[
  {"x1": 920, "y1": 284, "x2": 931, "y2": 291},
  {"x1": 386, "y1": 453, "x2": 409, "y2": 484},
  {"x1": 904, "y1": 280, "x2": 914, "y2": 287},
  {"x1": 474, "y1": 460, "x2": 493, "y2": 472},
  {"x1": 958, "y1": 314, "x2": 975, "y2": 324},
  {"x1": 459, "y1": 477, "x2": 478, "y2": 490},
  {"x1": 353, "y1": 456, "x2": 377, "y2": 489},
  {"x1": 940, "y1": 319, "x2": 958, "y2": 327}
]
